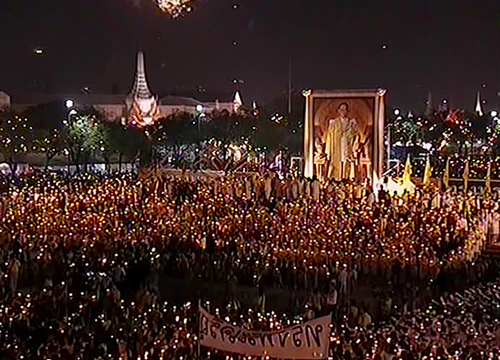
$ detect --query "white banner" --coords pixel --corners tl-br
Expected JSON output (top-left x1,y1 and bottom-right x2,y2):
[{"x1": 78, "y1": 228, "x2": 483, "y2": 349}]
[{"x1": 199, "y1": 307, "x2": 331, "y2": 359}]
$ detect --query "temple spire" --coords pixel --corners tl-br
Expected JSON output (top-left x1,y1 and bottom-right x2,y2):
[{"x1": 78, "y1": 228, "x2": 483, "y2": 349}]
[
  {"x1": 129, "y1": 51, "x2": 153, "y2": 99},
  {"x1": 233, "y1": 91, "x2": 243, "y2": 112},
  {"x1": 475, "y1": 92, "x2": 484, "y2": 116},
  {"x1": 125, "y1": 51, "x2": 160, "y2": 127}
]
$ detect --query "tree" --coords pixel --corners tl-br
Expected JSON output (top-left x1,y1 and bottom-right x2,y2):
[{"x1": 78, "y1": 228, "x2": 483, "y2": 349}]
[
  {"x1": 60, "y1": 111, "x2": 103, "y2": 173},
  {"x1": 91, "y1": 121, "x2": 111, "y2": 170},
  {"x1": 32, "y1": 128, "x2": 62, "y2": 169},
  {"x1": 203, "y1": 110, "x2": 251, "y2": 145},
  {"x1": 148, "y1": 112, "x2": 197, "y2": 167},
  {"x1": 22, "y1": 101, "x2": 67, "y2": 131},
  {"x1": 469, "y1": 112, "x2": 490, "y2": 142},
  {"x1": 103, "y1": 122, "x2": 149, "y2": 171},
  {"x1": 258, "y1": 92, "x2": 305, "y2": 154},
  {"x1": 391, "y1": 114, "x2": 421, "y2": 146},
  {"x1": 0, "y1": 110, "x2": 33, "y2": 174},
  {"x1": 155, "y1": 112, "x2": 197, "y2": 148},
  {"x1": 100, "y1": 122, "x2": 124, "y2": 170},
  {"x1": 249, "y1": 111, "x2": 290, "y2": 153}
]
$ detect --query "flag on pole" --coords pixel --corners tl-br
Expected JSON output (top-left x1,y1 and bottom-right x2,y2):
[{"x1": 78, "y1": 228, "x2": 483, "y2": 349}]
[
  {"x1": 423, "y1": 156, "x2": 433, "y2": 186},
  {"x1": 443, "y1": 157, "x2": 450, "y2": 189},
  {"x1": 463, "y1": 159, "x2": 470, "y2": 192},
  {"x1": 485, "y1": 161, "x2": 492, "y2": 193},
  {"x1": 402, "y1": 155, "x2": 412, "y2": 185},
  {"x1": 372, "y1": 170, "x2": 379, "y2": 192}
]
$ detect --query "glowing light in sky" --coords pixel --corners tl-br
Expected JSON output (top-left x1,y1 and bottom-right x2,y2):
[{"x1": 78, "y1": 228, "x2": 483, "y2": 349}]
[{"x1": 154, "y1": 0, "x2": 194, "y2": 18}]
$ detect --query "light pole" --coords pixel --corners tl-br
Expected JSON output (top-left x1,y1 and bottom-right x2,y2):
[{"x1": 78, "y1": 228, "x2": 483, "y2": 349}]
[
  {"x1": 387, "y1": 123, "x2": 392, "y2": 170},
  {"x1": 66, "y1": 99, "x2": 76, "y2": 123},
  {"x1": 196, "y1": 105, "x2": 203, "y2": 142},
  {"x1": 387, "y1": 109, "x2": 400, "y2": 171},
  {"x1": 196, "y1": 105, "x2": 204, "y2": 170},
  {"x1": 68, "y1": 109, "x2": 77, "y2": 123},
  {"x1": 33, "y1": 47, "x2": 45, "y2": 91},
  {"x1": 65, "y1": 100, "x2": 77, "y2": 173}
]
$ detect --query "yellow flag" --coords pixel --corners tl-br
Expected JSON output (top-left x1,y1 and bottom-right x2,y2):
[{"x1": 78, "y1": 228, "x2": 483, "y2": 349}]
[
  {"x1": 485, "y1": 161, "x2": 491, "y2": 193},
  {"x1": 463, "y1": 159, "x2": 470, "y2": 192},
  {"x1": 402, "y1": 155, "x2": 412, "y2": 184},
  {"x1": 443, "y1": 157, "x2": 450, "y2": 189},
  {"x1": 423, "y1": 156, "x2": 433, "y2": 186}
]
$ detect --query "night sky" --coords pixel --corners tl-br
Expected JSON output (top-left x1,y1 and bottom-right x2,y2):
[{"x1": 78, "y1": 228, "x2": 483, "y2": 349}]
[{"x1": 1, "y1": 0, "x2": 499, "y2": 111}]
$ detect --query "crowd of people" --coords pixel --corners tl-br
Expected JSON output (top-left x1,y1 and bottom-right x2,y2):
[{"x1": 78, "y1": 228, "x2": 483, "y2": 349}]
[
  {"x1": 333, "y1": 278, "x2": 500, "y2": 359},
  {"x1": 3, "y1": 276, "x2": 500, "y2": 359},
  {"x1": 0, "y1": 170, "x2": 499, "y2": 358}
]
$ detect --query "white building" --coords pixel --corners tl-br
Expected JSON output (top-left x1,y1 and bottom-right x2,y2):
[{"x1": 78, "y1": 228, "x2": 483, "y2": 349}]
[
  {"x1": 7, "y1": 52, "x2": 237, "y2": 123},
  {"x1": 0, "y1": 92, "x2": 10, "y2": 109}
]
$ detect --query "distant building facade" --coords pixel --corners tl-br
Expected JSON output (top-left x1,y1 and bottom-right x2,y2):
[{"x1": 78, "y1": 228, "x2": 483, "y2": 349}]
[
  {"x1": 0, "y1": 92, "x2": 10, "y2": 109},
  {"x1": 5, "y1": 52, "x2": 236, "y2": 123}
]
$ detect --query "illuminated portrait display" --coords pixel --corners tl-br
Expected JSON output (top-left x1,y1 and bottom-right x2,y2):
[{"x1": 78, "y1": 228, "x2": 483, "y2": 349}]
[{"x1": 304, "y1": 90, "x2": 386, "y2": 182}]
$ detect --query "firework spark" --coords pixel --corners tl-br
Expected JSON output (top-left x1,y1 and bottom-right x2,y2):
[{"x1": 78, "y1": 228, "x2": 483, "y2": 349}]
[{"x1": 154, "y1": 0, "x2": 194, "y2": 18}]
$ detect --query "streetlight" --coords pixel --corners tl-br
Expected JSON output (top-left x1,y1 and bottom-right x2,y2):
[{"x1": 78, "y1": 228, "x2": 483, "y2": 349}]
[
  {"x1": 196, "y1": 105, "x2": 204, "y2": 137},
  {"x1": 64, "y1": 108, "x2": 78, "y2": 174},
  {"x1": 491, "y1": 111, "x2": 498, "y2": 117},
  {"x1": 66, "y1": 100, "x2": 77, "y2": 125},
  {"x1": 67, "y1": 109, "x2": 77, "y2": 127},
  {"x1": 195, "y1": 105, "x2": 204, "y2": 169},
  {"x1": 387, "y1": 109, "x2": 400, "y2": 170},
  {"x1": 386, "y1": 123, "x2": 393, "y2": 170}
]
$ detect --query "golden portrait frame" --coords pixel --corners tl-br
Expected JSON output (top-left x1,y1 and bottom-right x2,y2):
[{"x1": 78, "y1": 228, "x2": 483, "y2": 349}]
[{"x1": 303, "y1": 89, "x2": 386, "y2": 182}]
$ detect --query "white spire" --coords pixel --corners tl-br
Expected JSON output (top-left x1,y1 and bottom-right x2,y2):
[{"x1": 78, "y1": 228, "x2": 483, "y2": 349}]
[
  {"x1": 233, "y1": 91, "x2": 243, "y2": 112},
  {"x1": 475, "y1": 92, "x2": 484, "y2": 116},
  {"x1": 125, "y1": 51, "x2": 160, "y2": 127},
  {"x1": 129, "y1": 51, "x2": 153, "y2": 99}
]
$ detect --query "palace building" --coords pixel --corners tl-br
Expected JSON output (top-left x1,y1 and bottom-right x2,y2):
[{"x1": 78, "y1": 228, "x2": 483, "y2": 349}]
[{"x1": 5, "y1": 52, "x2": 237, "y2": 125}]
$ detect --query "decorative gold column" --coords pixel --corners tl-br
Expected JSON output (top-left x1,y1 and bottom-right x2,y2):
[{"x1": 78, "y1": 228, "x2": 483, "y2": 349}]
[{"x1": 303, "y1": 90, "x2": 314, "y2": 178}]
